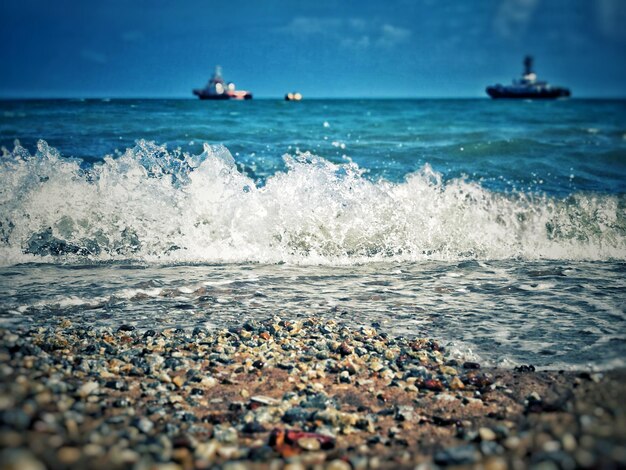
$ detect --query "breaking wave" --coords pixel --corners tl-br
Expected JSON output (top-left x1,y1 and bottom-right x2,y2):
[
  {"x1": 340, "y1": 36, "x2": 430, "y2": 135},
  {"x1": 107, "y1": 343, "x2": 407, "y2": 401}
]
[{"x1": 0, "y1": 140, "x2": 625, "y2": 266}]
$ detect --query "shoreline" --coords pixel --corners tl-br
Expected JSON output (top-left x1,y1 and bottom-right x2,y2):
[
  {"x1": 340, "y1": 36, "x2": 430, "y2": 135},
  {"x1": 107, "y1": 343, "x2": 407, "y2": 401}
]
[{"x1": 1, "y1": 317, "x2": 625, "y2": 469}]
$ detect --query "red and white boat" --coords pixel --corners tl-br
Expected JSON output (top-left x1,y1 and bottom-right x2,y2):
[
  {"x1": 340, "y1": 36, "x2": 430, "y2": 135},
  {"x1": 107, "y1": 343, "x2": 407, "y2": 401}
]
[{"x1": 193, "y1": 66, "x2": 253, "y2": 100}]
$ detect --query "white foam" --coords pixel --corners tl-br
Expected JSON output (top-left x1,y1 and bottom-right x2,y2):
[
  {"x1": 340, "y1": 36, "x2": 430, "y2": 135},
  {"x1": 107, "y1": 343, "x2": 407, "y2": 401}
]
[{"x1": 0, "y1": 140, "x2": 625, "y2": 266}]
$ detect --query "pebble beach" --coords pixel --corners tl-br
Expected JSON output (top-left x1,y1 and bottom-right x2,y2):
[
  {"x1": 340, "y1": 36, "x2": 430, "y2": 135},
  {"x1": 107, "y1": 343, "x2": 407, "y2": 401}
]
[{"x1": 1, "y1": 317, "x2": 624, "y2": 469}]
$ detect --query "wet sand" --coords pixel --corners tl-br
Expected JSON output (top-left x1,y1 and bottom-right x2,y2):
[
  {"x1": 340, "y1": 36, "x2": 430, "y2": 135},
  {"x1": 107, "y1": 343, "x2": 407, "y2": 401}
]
[{"x1": 1, "y1": 317, "x2": 625, "y2": 469}]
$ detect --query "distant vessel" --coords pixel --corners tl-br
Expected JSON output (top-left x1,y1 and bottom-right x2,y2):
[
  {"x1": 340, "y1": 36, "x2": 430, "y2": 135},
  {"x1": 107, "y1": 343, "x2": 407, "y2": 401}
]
[
  {"x1": 193, "y1": 66, "x2": 252, "y2": 100},
  {"x1": 486, "y1": 56, "x2": 570, "y2": 99},
  {"x1": 285, "y1": 92, "x2": 303, "y2": 101}
]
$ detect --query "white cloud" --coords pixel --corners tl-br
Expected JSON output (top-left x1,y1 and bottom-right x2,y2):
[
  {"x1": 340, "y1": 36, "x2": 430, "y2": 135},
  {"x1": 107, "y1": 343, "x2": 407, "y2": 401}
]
[
  {"x1": 377, "y1": 24, "x2": 412, "y2": 47},
  {"x1": 275, "y1": 17, "x2": 342, "y2": 36},
  {"x1": 276, "y1": 17, "x2": 411, "y2": 49}
]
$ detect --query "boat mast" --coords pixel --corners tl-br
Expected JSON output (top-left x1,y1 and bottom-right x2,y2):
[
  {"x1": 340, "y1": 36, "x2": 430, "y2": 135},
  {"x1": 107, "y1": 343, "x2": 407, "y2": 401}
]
[
  {"x1": 524, "y1": 56, "x2": 533, "y2": 76},
  {"x1": 212, "y1": 65, "x2": 223, "y2": 82}
]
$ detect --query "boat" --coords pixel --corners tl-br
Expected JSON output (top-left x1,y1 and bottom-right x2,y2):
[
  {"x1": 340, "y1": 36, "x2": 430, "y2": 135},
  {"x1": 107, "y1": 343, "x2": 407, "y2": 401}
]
[
  {"x1": 193, "y1": 66, "x2": 253, "y2": 100},
  {"x1": 486, "y1": 56, "x2": 570, "y2": 99},
  {"x1": 285, "y1": 92, "x2": 303, "y2": 101}
]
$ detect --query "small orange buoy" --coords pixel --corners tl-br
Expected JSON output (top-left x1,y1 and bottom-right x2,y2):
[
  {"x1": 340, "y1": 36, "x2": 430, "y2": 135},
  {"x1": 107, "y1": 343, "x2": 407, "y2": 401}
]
[{"x1": 285, "y1": 92, "x2": 302, "y2": 101}]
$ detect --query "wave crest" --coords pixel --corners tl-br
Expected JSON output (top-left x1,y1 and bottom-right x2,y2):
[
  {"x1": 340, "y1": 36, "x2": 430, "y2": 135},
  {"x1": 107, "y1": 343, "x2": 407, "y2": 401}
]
[{"x1": 1, "y1": 140, "x2": 624, "y2": 265}]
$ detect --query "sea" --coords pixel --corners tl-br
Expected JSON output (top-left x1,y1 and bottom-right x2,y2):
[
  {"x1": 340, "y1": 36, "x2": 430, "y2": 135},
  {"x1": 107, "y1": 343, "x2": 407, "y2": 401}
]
[{"x1": 1, "y1": 98, "x2": 625, "y2": 370}]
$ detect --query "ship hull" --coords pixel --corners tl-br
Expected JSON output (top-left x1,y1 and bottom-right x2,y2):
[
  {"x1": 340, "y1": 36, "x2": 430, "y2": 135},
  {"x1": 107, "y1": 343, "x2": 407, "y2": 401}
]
[
  {"x1": 486, "y1": 86, "x2": 571, "y2": 99},
  {"x1": 194, "y1": 93, "x2": 230, "y2": 100},
  {"x1": 193, "y1": 90, "x2": 253, "y2": 100}
]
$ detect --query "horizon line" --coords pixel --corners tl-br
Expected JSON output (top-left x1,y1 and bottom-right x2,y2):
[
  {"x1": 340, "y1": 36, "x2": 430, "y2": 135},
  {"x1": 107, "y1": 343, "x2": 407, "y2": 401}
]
[{"x1": 2, "y1": 95, "x2": 626, "y2": 101}]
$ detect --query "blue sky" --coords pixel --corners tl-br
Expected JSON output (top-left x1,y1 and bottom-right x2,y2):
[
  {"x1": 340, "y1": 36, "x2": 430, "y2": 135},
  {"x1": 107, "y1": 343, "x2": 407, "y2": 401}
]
[{"x1": 1, "y1": 0, "x2": 625, "y2": 98}]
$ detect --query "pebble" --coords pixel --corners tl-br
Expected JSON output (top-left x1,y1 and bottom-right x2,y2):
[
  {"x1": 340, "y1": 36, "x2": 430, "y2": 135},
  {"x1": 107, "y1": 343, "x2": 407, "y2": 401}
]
[
  {"x1": 194, "y1": 440, "x2": 219, "y2": 460},
  {"x1": 283, "y1": 407, "x2": 310, "y2": 424},
  {"x1": 57, "y1": 447, "x2": 81, "y2": 464},
  {"x1": 434, "y1": 445, "x2": 479, "y2": 466},
  {"x1": 531, "y1": 461, "x2": 559, "y2": 470},
  {"x1": 250, "y1": 395, "x2": 279, "y2": 406},
  {"x1": 213, "y1": 425, "x2": 238, "y2": 444},
  {"x1": 0, "y1": 449, "x2": 46, "y2": 470},
  {"x1": 575, "y1": 449, "x2": 595, "y2": 467},
  {"x1": 483, "y1": 456, "x2": 507, "y2": 470},
  {"x1": 77, "y1": 381, "x2": 99, "y2": 398},
  {"x1": 201, "y1": 376, "x2": 217, "y2": 388},
  {"x1": 450, "y1": 376, "x2": 465, "y2": 390},
  {"x1": 83, "y1": 444, "x2": 105, "y2": 457},
  {"x1": 543, "y1": 440, "x2": 561, "y2": 452},
  {"x1": 326, "y1": 459, "x2": 352, "y2": 470},
  {"x1": 395, "y1": 406, "x2": 414, "y2": 422},
  {"x1": 561, "y1": 433, "x2": 577, "y2": 452},
  {"x1": 480, "y1": 441, "x2": 503, "y2": 456},
  {"x1": 479, "y1": 427, "x2": 497, "y2": 441},
  {"x1": 527, "y1": 391, "x2": 541, "y2": 402},
  {"x1": 135, "y1": 417, "x2": 154, "y2": 434},
  {"x1": 297, "y1": 437, "x2": 322, "y2": 451},
  {"x1": 217, "y1": 446, "x2": 239, "y2": 459},
  {"x1": 283, "y1": 464, "x2": 306, "y2": 470},
  {"x1": 503, "y1": 436, "x2": 521, "y2": 450},
  {"x1": 151, "y1": 464, "x2": 182, "y2": 470}
]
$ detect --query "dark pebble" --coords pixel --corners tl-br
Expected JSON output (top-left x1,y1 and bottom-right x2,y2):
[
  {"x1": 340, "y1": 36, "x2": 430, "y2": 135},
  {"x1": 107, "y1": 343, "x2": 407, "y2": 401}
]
[
  {"x1": 434, "y1": 444, "x2": 479, "y2": 466},
  {"x1": 82, "y1": 344, "x2": 98, "y2": 354},
  {"x1": 531, "y1": 451, "x2": 577, "y2": 469},
  {"x1": 105, "y1": 380, "x2": 128, "y2": 391},
  {"x1": 192, "y1": 327, "x2": 208, "y2": 337},
  {"x1": 174, "y1": 304, "x2": 194, "y2": 310},
  {"x1": 424, "y1": 378, "x2": 444, "y2": 391},
  {"x1": 338, "y1": 342, "x2": 353, "y2": 356},
  {"x1": 243, "y1": 320, "x2": 260, "y2": 332},
  {"x1": 228, "y1": 402, "x2": 245, "y2": 411},
  {"x1": 463, "y1": 362, "x2": 481, "y2": 370},
  {"x1": 301, "y1": 393, "x2": 337, "y2": 410},
  {"x1": 432, "y1": 416, "x2": 456, "y2": 426},
  {"x1": 282, "y1": 407, "x2": 311, "y2": 424},
  {"x1": 480, "y1": 441, "x2": 504, "y2": 456},
  {"x1": 247, "y1": 445, "x2": 276, "y2": 461},
  {"x1": 241, "y1": 421, "x2": 266, "y2": 434},
  {"x1": 0, "y1": 410, "x2": 31, "y2": 430}
]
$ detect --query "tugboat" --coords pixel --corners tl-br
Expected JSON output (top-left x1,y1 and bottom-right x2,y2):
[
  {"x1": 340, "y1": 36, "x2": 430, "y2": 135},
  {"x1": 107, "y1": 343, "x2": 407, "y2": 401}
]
[
  {"x1": 193, "y1": 66, "x2": 253, "y2": 100},
  {"x1": 486, "y1": 56, "x2": 570, "y2": 99}
]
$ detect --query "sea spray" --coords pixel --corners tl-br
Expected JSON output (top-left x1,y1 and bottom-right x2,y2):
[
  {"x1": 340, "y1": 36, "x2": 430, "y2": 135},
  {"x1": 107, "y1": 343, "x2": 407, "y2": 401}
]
[{"x1": 0, "y1": 140, "x2": 624, "y2": 266}]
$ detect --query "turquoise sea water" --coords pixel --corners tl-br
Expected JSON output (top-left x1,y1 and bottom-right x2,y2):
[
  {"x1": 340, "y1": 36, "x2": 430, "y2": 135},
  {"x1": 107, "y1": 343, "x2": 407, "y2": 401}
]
[
  {"x1": 3, "y1": 99, "x2": 626, "y2": 194},
  {"x1": 1, "y1": 99, "x2": 625, "y2": 369}
]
